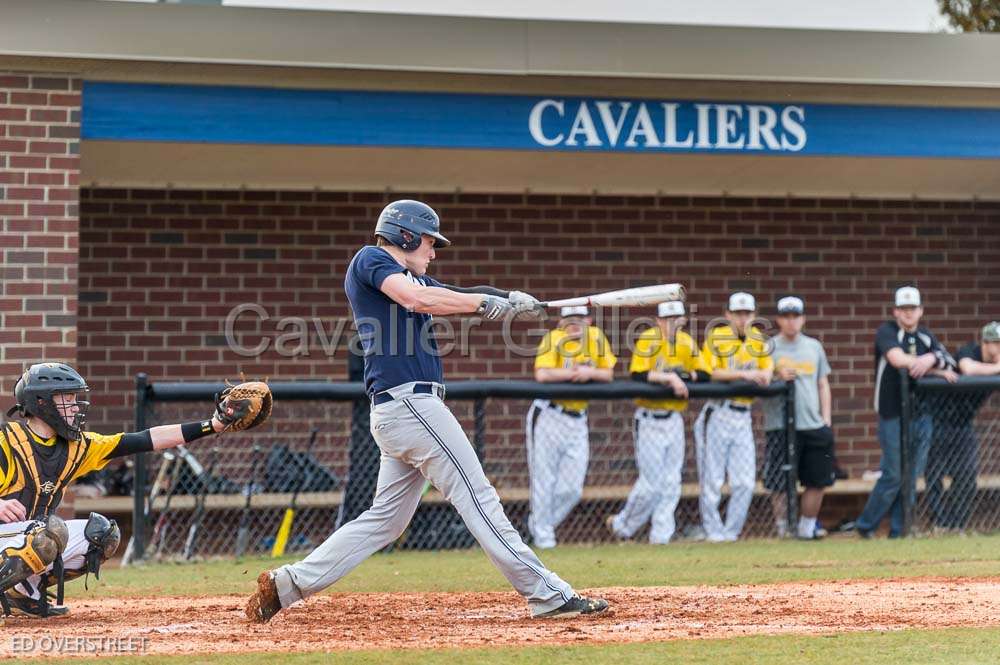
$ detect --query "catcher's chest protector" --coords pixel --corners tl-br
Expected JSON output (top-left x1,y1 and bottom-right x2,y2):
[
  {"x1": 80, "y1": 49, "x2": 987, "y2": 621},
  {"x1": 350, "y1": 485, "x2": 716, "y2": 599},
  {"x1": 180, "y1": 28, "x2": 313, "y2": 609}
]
[{"x1": 0, "y1": 423, "x2": 90, "y2": 519}]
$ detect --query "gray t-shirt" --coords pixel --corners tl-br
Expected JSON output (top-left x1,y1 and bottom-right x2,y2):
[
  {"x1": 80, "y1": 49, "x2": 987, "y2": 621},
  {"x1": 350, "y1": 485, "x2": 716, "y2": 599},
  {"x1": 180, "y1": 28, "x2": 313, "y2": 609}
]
[{"x1": 763, "y1": 333, "x2": 831, "y2": 431}]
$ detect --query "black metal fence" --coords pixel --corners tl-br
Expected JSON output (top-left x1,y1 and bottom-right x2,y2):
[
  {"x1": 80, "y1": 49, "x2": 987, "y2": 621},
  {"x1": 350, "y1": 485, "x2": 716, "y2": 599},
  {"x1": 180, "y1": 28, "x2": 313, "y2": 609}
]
[
  {"x1": 906, "y1": 374, "x2": 1000, "y2": 536},
  {"x1": 121, "y1": 371, "x2": 1000, "y2": 560},
  {"x1": 126, "y1": 377, "x2": 796, "y2": 561}
]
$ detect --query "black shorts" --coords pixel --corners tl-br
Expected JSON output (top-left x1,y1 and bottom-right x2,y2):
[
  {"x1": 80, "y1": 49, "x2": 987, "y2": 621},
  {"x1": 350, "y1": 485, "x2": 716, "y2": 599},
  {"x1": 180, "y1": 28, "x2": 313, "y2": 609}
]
[{"x1": 763, "y1": 427, "x2": 835, "y2": 491}]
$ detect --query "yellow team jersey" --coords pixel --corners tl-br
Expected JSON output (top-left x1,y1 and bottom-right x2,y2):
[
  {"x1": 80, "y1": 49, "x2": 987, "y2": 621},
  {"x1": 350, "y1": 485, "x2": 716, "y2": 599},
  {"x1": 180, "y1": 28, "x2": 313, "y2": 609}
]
[
  {"x1": 698, "y1": 324, "x2": 774, "y2": 405},
  {"x1": 0, "y1": 422, "x2": 124, "y2": 519},
  {"x1": 629, "y1": 327, "x2": 700, "y2": 412},
  {"x1": 534, "y1": 326, "x2": 617, "y2": 413}
]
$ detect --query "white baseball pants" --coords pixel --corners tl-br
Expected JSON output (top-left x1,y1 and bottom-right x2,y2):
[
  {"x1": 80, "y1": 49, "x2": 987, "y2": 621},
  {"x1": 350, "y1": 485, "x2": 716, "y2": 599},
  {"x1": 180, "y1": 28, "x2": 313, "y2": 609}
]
[
  {"x1": 611, "y1": 409, "x2": 686, "y2": 544},
  {"x1": 694, "y1": 402, "x2": 756, "y2": 542},
  {"x1": 271, "y1": 392, "x2": 574, "y2": 616},
  {"x1": 525, "y1": 400, "x2": 589, "y2": 549}
]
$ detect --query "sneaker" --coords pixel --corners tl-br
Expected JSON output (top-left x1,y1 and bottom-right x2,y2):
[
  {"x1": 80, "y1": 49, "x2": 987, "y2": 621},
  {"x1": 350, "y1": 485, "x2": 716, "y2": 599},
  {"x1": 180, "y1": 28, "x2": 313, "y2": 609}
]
[
  {"x1": 245, "y1": 571, "x2": 282, "y2": 624},
  {"x1": 535, "y1": 595, "x2": 609, "y2": 619},
  {"x1": 2, "y1": 591, "x2": 69, "y2": 618},
  {"x1": 797, "y1": 526, "x2": 828, "y2": 541},
  {"x1": 839, "y1": 521, "x2": 873, "y2": 539},
  {"x1": 605, "y1": 515, "x2": 627, "y2": 541}
]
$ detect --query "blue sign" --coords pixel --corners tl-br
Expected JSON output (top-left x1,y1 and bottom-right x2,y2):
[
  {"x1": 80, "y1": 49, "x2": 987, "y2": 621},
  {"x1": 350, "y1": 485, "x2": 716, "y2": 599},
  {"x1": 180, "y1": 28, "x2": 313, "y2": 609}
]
[{"x1": 82, "y1": 82, "x2": 1000, "y2": 159}]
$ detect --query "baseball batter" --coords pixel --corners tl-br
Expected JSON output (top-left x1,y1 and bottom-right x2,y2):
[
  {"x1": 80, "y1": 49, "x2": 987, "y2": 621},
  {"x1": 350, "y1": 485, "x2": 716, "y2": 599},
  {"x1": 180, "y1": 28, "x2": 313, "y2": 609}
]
[
  {"x1": 246, "y1": 200, "x2": 609, "y2": 622},
  {"x1": 694, "y1": 292, "x2": 773, "y2": 542},
  {"x1": 0, "y1": 363, "x2": 259, "y2": 617},
  {"x1": 608, "y1": 300, "x2": 702, "y2": 544},
  {"x1": 527, "y1": 306, "x2": 616, "y2": 549}
]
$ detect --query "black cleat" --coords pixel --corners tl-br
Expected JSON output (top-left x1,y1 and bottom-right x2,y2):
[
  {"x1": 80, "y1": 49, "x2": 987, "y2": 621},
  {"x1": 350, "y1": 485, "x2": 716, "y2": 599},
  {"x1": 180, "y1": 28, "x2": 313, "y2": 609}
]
[
  {"x1": 3, "y1": 591, "x2": 69, "y2": 618},
  {"x1": 535, "y1": 595, "x2": 609, "y2": 619}
]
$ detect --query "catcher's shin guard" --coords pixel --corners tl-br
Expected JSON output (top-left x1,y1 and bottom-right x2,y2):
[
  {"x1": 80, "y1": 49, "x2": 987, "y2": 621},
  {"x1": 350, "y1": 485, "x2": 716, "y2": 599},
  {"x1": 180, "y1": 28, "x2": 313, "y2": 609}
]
[
  {"x1": 61, "y1": 513, "x2": 121, "y2": 588},
  {"x1": 0, "y1": 516, "x2": 69, "y2": 594}
]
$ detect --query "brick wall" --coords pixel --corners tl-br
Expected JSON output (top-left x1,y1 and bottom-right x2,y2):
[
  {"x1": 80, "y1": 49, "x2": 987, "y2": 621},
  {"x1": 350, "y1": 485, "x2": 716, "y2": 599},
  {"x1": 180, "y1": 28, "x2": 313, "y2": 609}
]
[
  {"x1": 77, "y1": 189, "x2": 1000, "y2": 478},
  {"x1": 0, "y1": 73, "x2": 81, "y2": 393}
]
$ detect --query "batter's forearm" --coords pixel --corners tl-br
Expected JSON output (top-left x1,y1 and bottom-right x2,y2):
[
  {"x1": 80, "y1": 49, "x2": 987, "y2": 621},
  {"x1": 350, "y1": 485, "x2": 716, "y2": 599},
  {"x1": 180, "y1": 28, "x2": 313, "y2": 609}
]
[
  {"x1": 441, "y1": 284, "x2": 509, "y2": 298},
  {"x1": 411, "y1": 286, "x2": 485, "y2": 316}
]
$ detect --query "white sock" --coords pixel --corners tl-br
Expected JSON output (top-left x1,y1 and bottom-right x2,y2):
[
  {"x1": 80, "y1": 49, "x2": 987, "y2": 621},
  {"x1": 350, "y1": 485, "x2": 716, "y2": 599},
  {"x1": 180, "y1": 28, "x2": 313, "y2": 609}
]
[
  {"x1": 775, "y1": 520, "x2": 788, "y2": 537},
  {"x1": 798, "y1": 517, "x2": 817, "y2": 538}
]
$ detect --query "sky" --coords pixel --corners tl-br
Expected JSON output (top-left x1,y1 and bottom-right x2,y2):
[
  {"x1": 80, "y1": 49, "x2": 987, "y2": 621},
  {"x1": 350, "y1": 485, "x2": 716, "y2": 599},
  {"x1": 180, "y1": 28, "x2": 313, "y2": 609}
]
[{"x1": 222, "y1": 0, "x2": 950, "y2": 33}]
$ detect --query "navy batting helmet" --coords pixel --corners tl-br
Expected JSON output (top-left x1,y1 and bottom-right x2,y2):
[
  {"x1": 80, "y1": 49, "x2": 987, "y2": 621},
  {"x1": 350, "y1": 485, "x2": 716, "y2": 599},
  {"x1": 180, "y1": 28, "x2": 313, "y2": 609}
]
[
  {"x1": 6, "y1": 363, "x2": 90, "y2": 441},
  {"x1": 374, "y1": 200, "x2": 451, "y2": 251}
]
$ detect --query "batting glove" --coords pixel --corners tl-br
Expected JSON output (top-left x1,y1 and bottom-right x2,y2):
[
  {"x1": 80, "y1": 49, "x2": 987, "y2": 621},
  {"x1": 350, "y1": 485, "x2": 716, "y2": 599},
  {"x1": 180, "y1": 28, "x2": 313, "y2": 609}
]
[
  {"x1": 477, "y1": 295, "x2": 514, "y2": 321},
  {"x1": 508, "y1": 291, "x2": 545, "y2": 319}
]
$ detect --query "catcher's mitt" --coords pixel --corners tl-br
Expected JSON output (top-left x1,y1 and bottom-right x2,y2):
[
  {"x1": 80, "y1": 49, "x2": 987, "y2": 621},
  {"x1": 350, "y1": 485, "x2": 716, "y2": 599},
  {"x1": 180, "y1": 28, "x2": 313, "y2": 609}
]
[{"x1": 215, "y1": 381, "x2": 272, "y2": 432}]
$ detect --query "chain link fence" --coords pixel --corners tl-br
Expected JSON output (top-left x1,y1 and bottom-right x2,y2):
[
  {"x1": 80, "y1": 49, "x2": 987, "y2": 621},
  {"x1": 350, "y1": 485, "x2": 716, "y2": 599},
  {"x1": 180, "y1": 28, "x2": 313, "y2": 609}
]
[
  {"x1": 913, "y1": 377, "x2": 1000, "y2": 534},
  {"x1": 120, "y1": 374, "x2": 1000, "y2": 558},
  {"x1": 125, "y1": 378, "x2": 796, "y2": 561}
]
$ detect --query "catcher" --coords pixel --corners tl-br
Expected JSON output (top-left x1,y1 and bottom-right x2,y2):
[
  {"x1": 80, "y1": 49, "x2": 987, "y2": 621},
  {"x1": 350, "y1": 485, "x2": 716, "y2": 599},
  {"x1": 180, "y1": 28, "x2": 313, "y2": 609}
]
[{"x1": 0, "y1": 362, "x2": 270, "y2": 618}]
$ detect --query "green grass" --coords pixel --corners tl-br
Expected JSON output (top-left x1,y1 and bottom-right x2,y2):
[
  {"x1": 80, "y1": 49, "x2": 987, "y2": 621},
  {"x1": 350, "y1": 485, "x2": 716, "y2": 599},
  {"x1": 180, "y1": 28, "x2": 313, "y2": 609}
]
[
  {"x1": 26, "y1": 627, "x2": 1000, "y2": 665},
  {"x1": 75, "y1": 533, "x2": 1000, "y2": 599}
]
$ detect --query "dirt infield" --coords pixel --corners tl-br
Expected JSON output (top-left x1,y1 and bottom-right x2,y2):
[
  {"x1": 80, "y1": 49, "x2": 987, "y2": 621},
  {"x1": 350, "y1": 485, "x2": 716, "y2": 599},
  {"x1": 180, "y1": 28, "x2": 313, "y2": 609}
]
[{"x1": 3, "y1": 577, "x2": 999, "y2": 658}]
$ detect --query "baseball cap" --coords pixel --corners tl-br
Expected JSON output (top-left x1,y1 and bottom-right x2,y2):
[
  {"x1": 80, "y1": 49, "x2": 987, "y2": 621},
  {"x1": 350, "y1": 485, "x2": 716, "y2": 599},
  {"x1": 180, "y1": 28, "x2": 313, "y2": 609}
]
[
  {"x1": 982, "y1": 321, "x2": 1000, "y2": 342},
  {"x1": 560, "y1": 305, "x2": 589, "y2": 318},
  {"x1": 728, "y1": 292, "x2": 756, "y2": 312},
  {"x1": 895, "y1": 286, "x2": 922, "y2": 307},
  {"x1": 657, "y1": 301, "x2": 685, "y2": 318},
  {"x1": 777, "y1": 296, "x2": 804, "y2": 315}
]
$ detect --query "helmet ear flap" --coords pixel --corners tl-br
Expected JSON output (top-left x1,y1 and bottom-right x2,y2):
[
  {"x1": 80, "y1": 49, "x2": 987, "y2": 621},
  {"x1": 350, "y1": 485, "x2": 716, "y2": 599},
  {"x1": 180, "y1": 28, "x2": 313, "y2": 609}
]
[{"x1": 400, "y1": 229, "x2": 417, "y2": 251}]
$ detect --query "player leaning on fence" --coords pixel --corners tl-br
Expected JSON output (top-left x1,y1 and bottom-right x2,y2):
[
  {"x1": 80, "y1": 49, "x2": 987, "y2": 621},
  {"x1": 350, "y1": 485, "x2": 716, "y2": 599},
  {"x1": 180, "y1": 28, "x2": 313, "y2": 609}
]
[
  {"x1": 607, "y1": 300, "x2": 704, "y2": 545},
  {"x1": 527, "y1": 306, "x2": 616, "y2": 550},
  {"x1": 761, "y1": 296, "x2": 834, "y2": 540},
  {"x1": 845, "y1": 287, "x2": 958, "y2": 539},
  {"x1": 695, "y1": 292, "x2": 774, "y2": 543},
  {"x1": 925, "y1": 321, "x2": 1000, "y2": 533},
  {"x1": 0, "y1": 363, "x2": 266, "y2": 618}
]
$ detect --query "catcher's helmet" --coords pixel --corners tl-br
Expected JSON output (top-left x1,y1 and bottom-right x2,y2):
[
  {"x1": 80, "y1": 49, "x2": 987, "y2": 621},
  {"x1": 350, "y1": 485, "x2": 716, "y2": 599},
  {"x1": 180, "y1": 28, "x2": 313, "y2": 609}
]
[
  {"x1": 6, "y1": 363, "x2": 90, "y2": 441},
  {"x1": 374, "y1": 200, "x2": 451, "y2": 251}
]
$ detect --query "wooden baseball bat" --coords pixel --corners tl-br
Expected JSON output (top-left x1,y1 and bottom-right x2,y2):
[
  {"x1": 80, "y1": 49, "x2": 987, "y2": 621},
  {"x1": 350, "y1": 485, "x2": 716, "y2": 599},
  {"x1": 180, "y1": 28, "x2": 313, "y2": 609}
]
[
  {"x1": 541, "y1": 283, "x2": 685, "y2": 308},
  {"x1": 271, "y1": 428, "x2": 320, "y2": 558}
]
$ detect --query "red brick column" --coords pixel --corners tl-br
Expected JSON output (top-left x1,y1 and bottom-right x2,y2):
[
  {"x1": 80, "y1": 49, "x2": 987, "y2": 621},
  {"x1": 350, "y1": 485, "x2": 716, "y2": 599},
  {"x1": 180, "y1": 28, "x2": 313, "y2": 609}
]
[{"x1": 0, "y1": 73, "x2": 81, "y2": 393}]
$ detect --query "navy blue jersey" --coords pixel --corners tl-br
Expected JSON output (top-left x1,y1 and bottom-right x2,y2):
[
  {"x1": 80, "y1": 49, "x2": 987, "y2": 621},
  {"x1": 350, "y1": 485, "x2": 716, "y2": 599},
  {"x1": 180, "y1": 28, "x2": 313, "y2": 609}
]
[{"x1": 345, "y1": 246, "x2": 444, "y2": 395}]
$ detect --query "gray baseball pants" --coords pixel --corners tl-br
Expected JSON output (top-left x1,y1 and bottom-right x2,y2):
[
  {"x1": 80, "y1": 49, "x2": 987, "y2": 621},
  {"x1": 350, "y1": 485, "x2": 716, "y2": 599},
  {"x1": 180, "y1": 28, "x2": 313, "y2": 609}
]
[{"x1": 271, "y1": 390, "x2": 575, "y2": 615}]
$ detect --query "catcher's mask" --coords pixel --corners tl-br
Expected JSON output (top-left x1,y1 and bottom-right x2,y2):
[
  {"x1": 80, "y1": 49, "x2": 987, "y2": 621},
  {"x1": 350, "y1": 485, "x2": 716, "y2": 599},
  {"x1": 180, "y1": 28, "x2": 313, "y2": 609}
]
[{"x1": 6, "y1": 363, "x2": 90, "y2": 441}]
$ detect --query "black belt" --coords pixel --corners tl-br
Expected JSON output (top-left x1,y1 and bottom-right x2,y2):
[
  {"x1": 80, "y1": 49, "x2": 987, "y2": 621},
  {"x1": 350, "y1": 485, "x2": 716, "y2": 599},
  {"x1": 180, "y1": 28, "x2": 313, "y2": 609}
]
[
  {"x1": 723, "y1": 401, "x2": 750, "y2": 413},
  {"x1": 546, "y1": 402, "x2": 585, "y2": 418},
  {"x1": 371, "y1": 382, "x2": 444, "y2": 407},
  {"x1": 638, "y1": 409, "x2": 678, "y2": 420}
]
